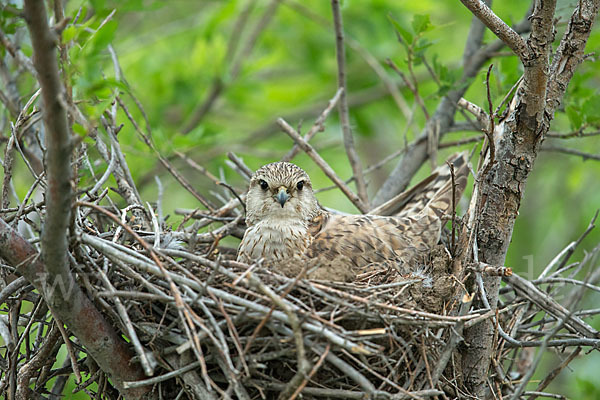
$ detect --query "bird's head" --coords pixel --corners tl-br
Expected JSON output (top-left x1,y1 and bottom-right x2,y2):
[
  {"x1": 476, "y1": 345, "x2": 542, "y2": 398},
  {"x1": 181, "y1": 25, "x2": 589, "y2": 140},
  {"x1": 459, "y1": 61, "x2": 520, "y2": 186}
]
[{"x1": 245, "y1": 162, "x2": 320, "y2": 226}]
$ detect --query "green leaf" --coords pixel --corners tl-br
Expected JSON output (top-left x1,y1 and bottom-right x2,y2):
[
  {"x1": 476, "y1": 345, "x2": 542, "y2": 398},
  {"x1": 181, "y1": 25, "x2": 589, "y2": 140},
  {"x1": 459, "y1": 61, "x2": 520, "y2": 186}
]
[
  {"x1": 566, "y1": 104, "x2": 583, "y2": 129},
  {"x1": 62, "y1": 25, "x2": 77, "y2": 43},
  {"x1": 411, "y1": 14, "x2": 431, "y2": 35},
  {"x1": 72, "y1": 123, "x2": 87, "y2": 137},
  {"x1": 89, "y1": 0, "x2": 106, "y2": 11},
  {"x1": 388, "y1": 14, "x2": 412, "y2": 46},
  {"x1": 582, "y1": 95, "x2": 600, "y2": 124},
  {"x1": 413, "y1": 38, "x2": 433, "y2": 59},
  {"x1": 203, "y1": 0, "x2": 237, "y2": 38},
  {"x1": 174, "y1": 125, "x2": 206, "y2": 148},
  {"x1": 88, "y1": 20, "x2": 118, "y2": 53}
]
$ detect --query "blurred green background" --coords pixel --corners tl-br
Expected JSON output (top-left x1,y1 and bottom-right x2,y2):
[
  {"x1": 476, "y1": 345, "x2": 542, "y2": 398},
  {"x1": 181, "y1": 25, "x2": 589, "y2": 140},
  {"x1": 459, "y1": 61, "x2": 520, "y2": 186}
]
[{"x1": 2, "y1": 0, "x2": 600, "y2": 397}]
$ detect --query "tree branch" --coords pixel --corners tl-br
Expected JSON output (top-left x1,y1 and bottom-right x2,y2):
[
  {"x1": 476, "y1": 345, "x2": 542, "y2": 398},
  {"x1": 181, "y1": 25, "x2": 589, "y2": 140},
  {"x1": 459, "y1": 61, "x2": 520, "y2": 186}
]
[
  {"x1": 458, "y1": 0, "x2": 529, "y2": 61},
  {"x1": 281, "y1": 88, "x2": 343, "y2": 162},
  {"x1": 277, "y1": 117, "x2": 369, "y2": 213},
  {"x1": 21, "y1": 1, "x2": 150, "y2": 397},
  {"x1": 331, "y1": 0, "x2": 369, "y2": 206},
  {"x1": 459, "y1": 0, "x2": 599, "y2": 397},
  {"x1": 0, "y1": 219, "x2": 149, "y2": 398},
  {"x1": 546, "y1": 0, "x2": 600, "y2": 115},
  {"x1": 181, "y1": 0, "x2": 281, "y2": 134},
  {"x1": 372, "y1": 4, "x2": 533, "y2": 206},
  {"x1": 23, "y1": 0, "x2": 72, "y2": 283}
]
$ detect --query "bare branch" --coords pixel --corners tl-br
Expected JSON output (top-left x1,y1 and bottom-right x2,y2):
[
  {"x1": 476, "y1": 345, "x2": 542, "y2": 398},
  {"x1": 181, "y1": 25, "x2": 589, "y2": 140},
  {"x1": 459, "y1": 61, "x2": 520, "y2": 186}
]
[
  {"x1": 458, "y1": 1, "x2": 597, "y2": 396},
  {"x1": 117, "y1": 96, "x2": 215, "y2": 211},
  {"x1": 386, "y1": 59, "x2": 430, "y2": 120},
  {"x1": 0, "y1": 219, "x2": 148, "y2": 398},
  {"x1": 0, "y1": 28, "x2": 38, "y2": 77},
  {"x1": 547, "y1": 0, "x2": 600, "y2": 115},
  {"x1": 458, "y1": 0, "x2": 529, "y2": 60},
  {"x1": 277, "y1": 117, "x2": 369, "y2": 213},
  {"x1": 458, "y1": 97, "x2": 489, "y2": 128},
  {"x1": 372, "y1": 4, "x2": 533, "y2": 206},
  {"x1": 182, "y1": 0, "x2": 280, "y2": 134},
  {"x1": 542, "y1": 144, "x2": 600, "y2": 161},
  {"x1": 281, "y1": 88, "x2": 343, "y2": 162},
  {"x1": 331, "y1": 0, "x2": 369, "y2": 206},
  {"x1": 21, "y1": 2, "x2": 149, "y2": 397}
]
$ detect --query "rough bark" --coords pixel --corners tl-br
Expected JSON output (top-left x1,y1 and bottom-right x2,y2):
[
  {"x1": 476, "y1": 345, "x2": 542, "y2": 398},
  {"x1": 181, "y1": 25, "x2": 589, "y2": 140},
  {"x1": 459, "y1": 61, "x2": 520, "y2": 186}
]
[{"x1": 460, "y1": 0, "x2": 599, "y2": 397}]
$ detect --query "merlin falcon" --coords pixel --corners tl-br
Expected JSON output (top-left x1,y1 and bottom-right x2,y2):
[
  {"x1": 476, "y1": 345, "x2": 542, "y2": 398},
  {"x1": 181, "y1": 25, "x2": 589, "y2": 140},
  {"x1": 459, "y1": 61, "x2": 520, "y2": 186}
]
[{"x1": 237, "y1": 153, "x2": 469, "y2": 278}]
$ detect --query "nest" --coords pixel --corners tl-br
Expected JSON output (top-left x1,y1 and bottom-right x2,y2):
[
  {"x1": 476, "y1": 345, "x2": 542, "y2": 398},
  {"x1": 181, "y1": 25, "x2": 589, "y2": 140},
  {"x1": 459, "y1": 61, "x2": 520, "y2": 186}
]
[
  {"x1": 2, "y1": 188, "x2": 593, "y2": 400},
  {"x1": 81, "y1": 214, "x2": 470, "y2": 399},
  {"x1": 0, "y1": 89, "x2": 598, "y2": 400},
  {"x1": 1, "y1": 139, "x2": 599, "y2": 400},
  {"x1": 2, "y1": 147, "x2": 599, "y2": 400}
]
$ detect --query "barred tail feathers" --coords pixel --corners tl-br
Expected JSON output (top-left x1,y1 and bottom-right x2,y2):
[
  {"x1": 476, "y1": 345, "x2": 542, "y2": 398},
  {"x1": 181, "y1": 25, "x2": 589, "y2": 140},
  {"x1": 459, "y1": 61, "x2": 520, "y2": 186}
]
[
  {"x1": 422, "y1": 152, "x2": 469, "y2": 220},
  {"x1": 396, "y1": 152, "x2": 469, "y2": 219}
]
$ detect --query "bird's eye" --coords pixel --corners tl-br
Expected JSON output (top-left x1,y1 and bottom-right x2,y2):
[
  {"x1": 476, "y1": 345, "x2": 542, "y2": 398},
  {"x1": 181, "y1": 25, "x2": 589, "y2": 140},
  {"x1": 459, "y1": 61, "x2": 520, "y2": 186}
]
[
  {"x1": 259, "y1": 179, "x2": 269, "y2": 191},
  {"x1": 296, "y1": 180, "x2": 304, "y2": 191}
]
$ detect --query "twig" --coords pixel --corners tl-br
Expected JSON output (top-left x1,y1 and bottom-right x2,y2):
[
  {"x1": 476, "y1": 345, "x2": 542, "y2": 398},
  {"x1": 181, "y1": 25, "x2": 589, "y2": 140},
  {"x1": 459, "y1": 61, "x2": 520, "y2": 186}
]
[
  {"x1": 21, "y1": 2, "x2": 149, "y2": 397},
  {"x1": 457, "y1": 97, "x2": 488, "y2": 128},
  {"x1": 285, "y1": 1, "x2": 414, "y2": 122},
  {"x1": 529, "y1": 347, "x2": 581, "y2": 400},
  {"x1": 554, "y1": 211, "x2": 597, "y2": 273},
  {"x1": 182, "y1": 0, "x2": 280, "y2": 134},
  {"x1": 469, "y1": 262, "x2": 513, "y2": 277},
  {"x1": 481, "y1": 64, "x2": 496, "y2": 179},
  {"x1": 289, "y1": 344, "x2": 330, "y2": 400},
  {"x1": 116, "y1": 96, "x2": 215, "y2": 210},
  {"x1": 77, "y1": 202, "x2": 210, "y2": 385},
  {"x1": 0, "y1": 28, "x2": 38, "y2": 77},
  {"x1": 218, "y1": 182, "x2": 246, "y2": 215},
  {"x1": 83, "y1": 237, "x2": 377, "y2": 355},
  {"x1": 494, "y1": 75, "x2": 523, "y2": 117},
  {"x1": 330, "y1": 0, "x2": 369, "y2": 207},
  {"x1": 281, "y1": 88, "x2": 343, "y2": 162},
  {"x1": 252, "y1": 277, "x2": 311, "y2": 400},
  {"x1": 542, "y1": 144, "x2": 600, "y2": 161},
  {"x1": 226, "y1": 152, "x2": 254, "y2": 180},
  {"x1": 546, "y1": 0, "x2": 599, "y2": 117},
  {"x1": 458, "y1": 0, "x2": 529, "y2": 61},
  {"x1": 547, "y1": 128, "x2": 600, "y2": 139},
  {"x1": 16, "y1": 325, "x2": 61, "y2": 400},
  {"x1": 448, "y1": 161, "x2": 457, "y2": 255},
  {"x1": 2, "y1": 132, "x2": 16, "y2": 209},
  {"x1": 306, "y1": 338, "x2": 377, "y2": 394},
  {"x1": 372, "y1": 3, "x2": 533, "y2": 207},
  {"x1": 277, "y1": 117, "x2": 368, "y2": 213},
  {"x1": 504, "y1": 273, "x2": 598, "y2": 338},
  {"x1": 315, "y1": 135, "x2": 477, "y2": 197},
  {"x1": 386, "y1": 59, "x2": 430, "y2": 120},
  {"x1": 175, "y1": 151, "x2": 221, "y2": 185},
  {"x1": 510, "y1": 307, "x2": 572, "y2": 400},
  {"x1": 123, "y1": 361, "x2": 202, "y2": 389},
  {"x1": 97, "y1": 267, "x2": 155, "y2": 376}
]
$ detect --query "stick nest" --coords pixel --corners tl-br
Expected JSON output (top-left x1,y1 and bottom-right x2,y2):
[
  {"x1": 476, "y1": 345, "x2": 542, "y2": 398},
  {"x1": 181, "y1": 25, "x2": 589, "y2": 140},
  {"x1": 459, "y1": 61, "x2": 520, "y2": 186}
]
[{"x1": 52, "y1": 198, "x2": 597, "y2": 399}]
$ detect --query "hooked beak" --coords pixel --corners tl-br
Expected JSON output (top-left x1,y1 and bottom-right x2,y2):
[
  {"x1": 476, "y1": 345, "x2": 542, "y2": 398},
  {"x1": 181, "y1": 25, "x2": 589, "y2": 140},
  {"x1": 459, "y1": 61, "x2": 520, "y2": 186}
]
[{"x1": 275, "y1": 187, "x2": 290, "y2": 207}]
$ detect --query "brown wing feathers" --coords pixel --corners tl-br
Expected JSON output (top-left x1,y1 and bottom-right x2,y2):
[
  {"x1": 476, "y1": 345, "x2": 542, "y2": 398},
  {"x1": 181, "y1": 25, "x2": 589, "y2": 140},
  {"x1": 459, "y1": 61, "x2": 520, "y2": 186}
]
[{"x1": 397, "y1": 152, "x2": 469, "y2": 219}]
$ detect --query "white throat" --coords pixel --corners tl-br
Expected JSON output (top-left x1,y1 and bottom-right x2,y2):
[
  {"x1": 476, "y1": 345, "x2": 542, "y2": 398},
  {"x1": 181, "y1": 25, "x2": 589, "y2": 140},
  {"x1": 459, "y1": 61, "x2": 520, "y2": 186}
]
[{"x1": 238, "y1": 215, "x2": 310, "y2": 262}]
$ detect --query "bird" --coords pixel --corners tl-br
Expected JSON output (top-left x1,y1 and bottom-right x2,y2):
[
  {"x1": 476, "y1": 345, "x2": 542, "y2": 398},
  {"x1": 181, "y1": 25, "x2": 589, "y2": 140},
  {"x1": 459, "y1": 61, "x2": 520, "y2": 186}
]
[{"x1": 237, "y1": 153, "x2": 469, "y2": 280}]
